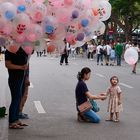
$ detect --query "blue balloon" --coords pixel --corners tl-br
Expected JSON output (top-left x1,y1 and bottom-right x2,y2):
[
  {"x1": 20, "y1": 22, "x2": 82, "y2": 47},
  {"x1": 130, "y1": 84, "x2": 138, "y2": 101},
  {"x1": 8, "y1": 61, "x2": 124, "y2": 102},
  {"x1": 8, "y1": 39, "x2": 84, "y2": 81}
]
[
  {"x1": 45, "y1": 25, "x2": 54, "y2": 34},
  {"x1": 77, "y1": 33, "x2": 85, "y2": 41},
  {"x1": 81, "y1": 19, "x2": 89, "y2": 27},
  {"x1": 5, "y1": 11, "x2": 14, "y2": 20},
  {"x1": 18, "y1": 5, "x2": 26, "y2": 12},
  {"x1": 72, "y1": 10, "x2": 79, "y2": 19}
]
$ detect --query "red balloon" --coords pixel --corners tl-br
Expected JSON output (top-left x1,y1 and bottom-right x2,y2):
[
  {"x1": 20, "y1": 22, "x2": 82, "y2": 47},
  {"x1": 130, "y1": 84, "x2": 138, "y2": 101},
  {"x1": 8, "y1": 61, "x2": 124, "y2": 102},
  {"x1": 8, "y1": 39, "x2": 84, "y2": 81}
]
[{"x1": 47, "y1": 44, "x2": 56, "y2": 52}]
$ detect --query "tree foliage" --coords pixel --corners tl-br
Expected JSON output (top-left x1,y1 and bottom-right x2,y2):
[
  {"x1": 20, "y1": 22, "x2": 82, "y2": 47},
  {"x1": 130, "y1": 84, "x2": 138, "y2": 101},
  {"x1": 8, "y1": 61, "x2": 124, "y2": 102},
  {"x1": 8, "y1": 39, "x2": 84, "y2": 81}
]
[{"x1": 109, "y1": 0, "x2": 140, "y2": 41}]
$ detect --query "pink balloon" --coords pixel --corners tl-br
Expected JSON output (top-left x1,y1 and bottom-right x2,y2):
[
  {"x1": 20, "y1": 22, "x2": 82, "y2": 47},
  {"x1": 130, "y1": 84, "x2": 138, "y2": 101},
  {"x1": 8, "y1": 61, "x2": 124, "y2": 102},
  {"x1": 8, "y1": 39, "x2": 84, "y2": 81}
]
[
  {"x1": 66, "y1": 34, "x2": 76, "y2": 45},
  {"x1": 16, "y1": 34, "x2": 25, "y2": 43},
  {"x1": 128, "y1": 57, "x2": 136, "y2": 65},
  {"x1": 64, "y1": 0, "x2": 73, "y2": 6},
  {"x1": 23, "y1": 46, "x2": 33, "y2": 55},
  {"x1": 27, "y1": 33, "x2": 36, "y2": 42}
]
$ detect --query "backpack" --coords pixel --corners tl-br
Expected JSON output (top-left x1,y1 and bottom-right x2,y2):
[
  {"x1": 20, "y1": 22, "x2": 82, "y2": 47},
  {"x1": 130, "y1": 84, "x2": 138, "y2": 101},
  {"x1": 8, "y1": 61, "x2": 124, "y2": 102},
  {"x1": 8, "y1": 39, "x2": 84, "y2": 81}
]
[
  {"x1": 100, "y1": 48, "x2": 104, "y2": 54},
  {"x1": 0, "y1": 106, "x2": 6, "y2": 118}
]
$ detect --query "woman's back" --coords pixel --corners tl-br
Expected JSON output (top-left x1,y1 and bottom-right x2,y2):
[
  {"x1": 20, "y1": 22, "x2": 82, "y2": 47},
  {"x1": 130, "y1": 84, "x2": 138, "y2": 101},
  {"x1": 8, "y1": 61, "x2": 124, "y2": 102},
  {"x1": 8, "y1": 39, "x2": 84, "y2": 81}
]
[{"x1": 75, "y1": 80, "x2": 88, "y2": 105}]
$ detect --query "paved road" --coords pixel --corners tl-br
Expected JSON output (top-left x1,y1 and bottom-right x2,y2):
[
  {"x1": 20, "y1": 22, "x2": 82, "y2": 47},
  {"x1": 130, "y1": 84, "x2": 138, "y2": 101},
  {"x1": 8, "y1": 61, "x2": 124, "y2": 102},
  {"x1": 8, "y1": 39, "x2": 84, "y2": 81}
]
[{"x1": 0, "y1": 55, "x2": 140, "y2": 140}]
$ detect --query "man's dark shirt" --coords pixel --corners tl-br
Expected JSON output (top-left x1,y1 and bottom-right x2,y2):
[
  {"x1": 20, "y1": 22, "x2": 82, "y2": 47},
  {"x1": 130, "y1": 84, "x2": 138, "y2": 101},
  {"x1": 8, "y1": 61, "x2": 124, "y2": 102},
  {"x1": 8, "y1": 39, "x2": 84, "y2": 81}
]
[{"x1": 5, "y1": 47, "x2": 28, "y2": 79}]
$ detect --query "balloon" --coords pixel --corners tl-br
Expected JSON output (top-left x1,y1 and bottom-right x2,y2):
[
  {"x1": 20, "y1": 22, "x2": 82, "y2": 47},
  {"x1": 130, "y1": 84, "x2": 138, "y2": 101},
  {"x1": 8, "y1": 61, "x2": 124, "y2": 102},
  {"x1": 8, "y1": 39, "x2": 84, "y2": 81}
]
[
  {"x1": 27, "y1": 33, "x2": 36, "y2": 42},
  {"x1": 0, "y1": 19, "x2": 13, "y2": 35},
  {"x1": 66, "y1": 34, "x2": 76, "y2": 45},
  {"x1": 13, "y1": 13, "x2": 30, "y2": 34},
  {"x1": 64, "y1": 0, "x2": 73, "y2": 6},
  {"x1": 0, "y1": 2, "x2": 17, "y2": 20},
  {"x1": 98, "y1": 1, "x2": 111, "y2": 21},
  {"x1": 124, "y1": 48, "x2": 138, "y2": 65},
  {"x1": 81, "y1": 19, "x2": 89, "y2": 27},
  {"x1": 26, "y1": 24, "x2": 43, "y2": 42},
  {"x1": 72, "y1": 10, "x2": 79, "y2": 19},
  {"x1": 16, "y1": 34, "x2": 25, "y2": 43},
  {"x1": 55, "y1": 8, "x2": 72, "y2": 25},
  {"x1": 76, "y1": 32, "x2": 85, "y2": 41},
  {"x1": 22, "y1": 46, "x2": 33, "y2": 55},
  {"x1": 45, "y1": 25, "x2": 55, "y2": 34},
  {"x1": 29, "y1": 3, "x2": 46, "y2": 22},
  {"x1": 43, "y1": 16, "x2": 57, "y2": 34},
  {"x1": 17, "y1": 5, "x2": 26, "y2": 12},
  {"x1": 47, "y1": 44, "x2": 56, "y2": 53}
]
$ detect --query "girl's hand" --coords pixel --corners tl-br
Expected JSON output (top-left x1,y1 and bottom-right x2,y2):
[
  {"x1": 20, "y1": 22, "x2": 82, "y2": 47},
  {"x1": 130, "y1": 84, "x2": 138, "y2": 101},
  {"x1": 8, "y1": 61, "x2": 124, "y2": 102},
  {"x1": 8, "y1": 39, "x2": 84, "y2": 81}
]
[
  {"x1": 100, "y1": 93, "x2": 106, "y2": 96},
  {"x1": 100, "y1": 95, "x2": 107, "y2": 100}
]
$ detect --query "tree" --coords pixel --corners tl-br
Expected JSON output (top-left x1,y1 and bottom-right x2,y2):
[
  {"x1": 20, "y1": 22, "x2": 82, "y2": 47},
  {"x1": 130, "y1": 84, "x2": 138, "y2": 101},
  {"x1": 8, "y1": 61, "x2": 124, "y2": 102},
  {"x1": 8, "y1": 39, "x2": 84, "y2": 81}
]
[{"x1": 109, "y1": 0, "x2": 140, "y2": 42}]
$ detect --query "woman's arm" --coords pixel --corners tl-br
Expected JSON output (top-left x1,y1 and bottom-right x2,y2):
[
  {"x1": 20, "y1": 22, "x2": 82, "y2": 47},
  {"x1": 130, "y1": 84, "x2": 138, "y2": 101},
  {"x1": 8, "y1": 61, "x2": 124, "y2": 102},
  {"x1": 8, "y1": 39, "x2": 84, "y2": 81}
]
[{"x1": 86, "y1": 91, "x2": 106, "y2": 100}]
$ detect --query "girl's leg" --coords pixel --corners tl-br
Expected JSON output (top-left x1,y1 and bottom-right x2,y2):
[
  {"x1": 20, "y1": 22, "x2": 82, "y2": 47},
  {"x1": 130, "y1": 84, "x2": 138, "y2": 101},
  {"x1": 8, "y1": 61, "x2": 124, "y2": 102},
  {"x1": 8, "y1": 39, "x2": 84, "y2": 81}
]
[
  {"x1": 106, "y1": 112, "x2": 114, "y2": 121},
  {"x1": 115, "y1": 112, "x2": 119, "y2": 122},
  {"x1": 84, "y1": 110, "x2": 101, "y2": 123}
]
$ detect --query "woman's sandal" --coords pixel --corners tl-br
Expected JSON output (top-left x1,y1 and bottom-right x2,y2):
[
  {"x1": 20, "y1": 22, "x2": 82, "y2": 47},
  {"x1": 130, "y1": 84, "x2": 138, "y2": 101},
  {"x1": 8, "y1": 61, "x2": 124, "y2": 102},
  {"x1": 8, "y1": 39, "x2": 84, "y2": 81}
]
[{"x1": 9, "y1": 123, "x2": 24, "y2": 129}]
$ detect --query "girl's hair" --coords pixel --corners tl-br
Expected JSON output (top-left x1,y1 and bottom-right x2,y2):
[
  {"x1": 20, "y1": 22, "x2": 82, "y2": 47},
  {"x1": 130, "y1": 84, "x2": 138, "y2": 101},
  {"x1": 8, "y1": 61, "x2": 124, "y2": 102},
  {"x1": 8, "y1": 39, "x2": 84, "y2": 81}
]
[
  {"x1": 110, "y1": 76, "x2": 119, "y2": 83},
  {"x1": 77, "y1": 67, "x2": 91, "y2": 81}
]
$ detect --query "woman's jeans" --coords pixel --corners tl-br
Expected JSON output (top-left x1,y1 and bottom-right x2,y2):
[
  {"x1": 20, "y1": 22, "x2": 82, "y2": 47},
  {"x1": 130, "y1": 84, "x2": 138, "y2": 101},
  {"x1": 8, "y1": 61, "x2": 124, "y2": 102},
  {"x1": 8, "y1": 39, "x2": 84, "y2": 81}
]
[
  {"x1": 8, "y1": 76, "x2": 24, "y2": 124},
  {"x1": 83, "y1": 109, "x2": 101, "y2": 123}
]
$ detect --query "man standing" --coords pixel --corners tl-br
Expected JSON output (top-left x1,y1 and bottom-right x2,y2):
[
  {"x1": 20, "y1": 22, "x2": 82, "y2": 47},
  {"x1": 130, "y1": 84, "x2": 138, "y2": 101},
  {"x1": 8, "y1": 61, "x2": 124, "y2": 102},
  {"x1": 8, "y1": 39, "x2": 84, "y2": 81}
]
[
  {"x1": 5, "y1": 47, "x2": 28, "y2": 129},
  {"x1": 115, "y1": 40, "x2": 123, "y2": 66},
  {"x1": 60, "y1": 39, "x2": 70, "y2": 65}
]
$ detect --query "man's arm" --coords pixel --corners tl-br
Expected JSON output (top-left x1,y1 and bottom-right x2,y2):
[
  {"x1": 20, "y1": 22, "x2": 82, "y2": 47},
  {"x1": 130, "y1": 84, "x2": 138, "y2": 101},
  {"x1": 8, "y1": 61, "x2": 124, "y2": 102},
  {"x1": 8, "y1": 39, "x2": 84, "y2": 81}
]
[{"x1": 5, "y1": 60, "x2": 28, "y2": 70}]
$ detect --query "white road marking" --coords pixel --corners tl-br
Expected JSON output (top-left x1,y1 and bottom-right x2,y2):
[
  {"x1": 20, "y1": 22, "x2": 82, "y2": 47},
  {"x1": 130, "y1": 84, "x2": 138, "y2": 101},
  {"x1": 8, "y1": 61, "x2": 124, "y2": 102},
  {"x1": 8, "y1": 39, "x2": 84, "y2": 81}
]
[
  {"x1": 119, "y1": 83, "x2": 133, "y2": 89},
  {"x1": 29, "y1": 82, "x2": 34, "y2": 88},
  {"x1": 95, "y1": 73, "x2": 105, "y2": 78},
  {"x1": 34, "y1": 101, "x2": 46, "y2": 114}
]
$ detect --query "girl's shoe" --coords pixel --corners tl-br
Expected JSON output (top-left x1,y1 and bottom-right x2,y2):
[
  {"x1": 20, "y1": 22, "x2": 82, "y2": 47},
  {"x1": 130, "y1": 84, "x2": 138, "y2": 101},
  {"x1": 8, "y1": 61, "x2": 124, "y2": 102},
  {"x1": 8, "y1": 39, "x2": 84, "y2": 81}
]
[
  {"x1": 105, "y1": 118, "x2": 113, "y2": 121},
  {"x1": 114, "y1": 119, "x2": 120, "y2": 122}
]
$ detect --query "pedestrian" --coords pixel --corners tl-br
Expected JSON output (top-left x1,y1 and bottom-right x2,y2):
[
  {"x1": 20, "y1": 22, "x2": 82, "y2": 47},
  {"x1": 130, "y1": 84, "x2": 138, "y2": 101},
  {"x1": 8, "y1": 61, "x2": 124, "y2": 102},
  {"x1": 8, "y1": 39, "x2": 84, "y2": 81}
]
[
  {"x1": 87, "y1": 41, "x2": 94, "y2": 60},
  {"x1": 105, "y1": 76, "x2": 123, "y2": 122},
  {"x1": 131, "y1": 43, "x2": 140, "y2": 74},
  {"x1": 110, "y1": 47, "x2": 116, "y2": 66},
  {"x1": 5, "y1": 47, "x2": 29, "y2": 129},
  {"x1": 96, "y1": 42, "x2": 104, "y2": 65},
  {"x1": 75, "y1": 67, "x2": 106, "y2": 123},
  {"x1": 104, "y1": 42, "x2": 112, "y2": 65},
  {"x1": 60, "y1": 38, "x2": 70, "y2": 65},
  {"x1": 115, "y1": 40, "x2": 123, "y2": 66}
]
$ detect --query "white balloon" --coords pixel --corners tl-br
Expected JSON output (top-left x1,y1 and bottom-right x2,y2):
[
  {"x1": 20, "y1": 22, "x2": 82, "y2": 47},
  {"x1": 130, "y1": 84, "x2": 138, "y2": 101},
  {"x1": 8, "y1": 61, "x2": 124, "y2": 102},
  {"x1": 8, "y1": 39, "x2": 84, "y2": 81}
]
[{"x1": 124, "y1": 48, "x2": 138, "y2": 65}]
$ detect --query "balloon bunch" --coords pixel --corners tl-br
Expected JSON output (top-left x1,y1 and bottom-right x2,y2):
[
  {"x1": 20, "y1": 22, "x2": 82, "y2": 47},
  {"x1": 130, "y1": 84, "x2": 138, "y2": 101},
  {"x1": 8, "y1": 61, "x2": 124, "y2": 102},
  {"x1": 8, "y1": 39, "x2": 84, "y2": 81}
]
[{"x1": 0, "y1": 0, "x2": 111, "y2": 54}]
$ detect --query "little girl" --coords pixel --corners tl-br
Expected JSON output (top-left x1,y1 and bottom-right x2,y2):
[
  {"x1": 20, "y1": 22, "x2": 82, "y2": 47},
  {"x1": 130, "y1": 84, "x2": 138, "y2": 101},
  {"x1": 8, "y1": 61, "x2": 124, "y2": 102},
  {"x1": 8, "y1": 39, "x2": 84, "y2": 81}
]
[{"x1": 106, "y1": 76, "x2": 123, "y2": 122}]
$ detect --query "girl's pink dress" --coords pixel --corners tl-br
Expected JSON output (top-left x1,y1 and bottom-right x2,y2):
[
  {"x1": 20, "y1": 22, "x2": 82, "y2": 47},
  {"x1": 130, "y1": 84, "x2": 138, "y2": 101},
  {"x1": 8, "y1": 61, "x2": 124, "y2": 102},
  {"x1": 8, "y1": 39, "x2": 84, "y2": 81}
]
[{"x1": 107, "y1": 85, "x2": 123, "y2": 113}]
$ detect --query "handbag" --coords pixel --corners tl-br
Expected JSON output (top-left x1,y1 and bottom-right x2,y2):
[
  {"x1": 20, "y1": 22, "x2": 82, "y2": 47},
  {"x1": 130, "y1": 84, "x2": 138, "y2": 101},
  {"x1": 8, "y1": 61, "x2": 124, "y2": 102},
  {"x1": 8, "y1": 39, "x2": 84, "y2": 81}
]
[
  {"x1": 89, "y1": 99, "x2": 100, "y2": 112},
  {"x1": 78, "y1": 101, "x2": 92, "y2": 113},
  {"x1": 0, "y1": 106, "x2": 6, "y2": 118}
]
